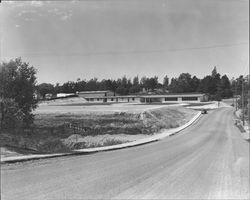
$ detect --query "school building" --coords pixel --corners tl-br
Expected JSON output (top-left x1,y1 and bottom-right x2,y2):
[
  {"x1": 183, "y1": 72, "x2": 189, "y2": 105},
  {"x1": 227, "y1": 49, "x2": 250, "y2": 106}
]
[{"x1": 76, "y1": 91, "x2": 208, "y2": 103}]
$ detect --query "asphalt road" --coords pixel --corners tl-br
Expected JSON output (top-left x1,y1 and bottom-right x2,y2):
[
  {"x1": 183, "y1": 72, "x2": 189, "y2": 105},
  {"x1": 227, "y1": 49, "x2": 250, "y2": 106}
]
[{"x1": 1, "y1": 107, "x2": 249, "y2": 199}]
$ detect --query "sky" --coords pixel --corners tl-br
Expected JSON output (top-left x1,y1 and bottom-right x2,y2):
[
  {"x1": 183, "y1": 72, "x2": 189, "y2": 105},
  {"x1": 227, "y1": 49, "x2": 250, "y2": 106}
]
[{"x1": 0, "y1": 0, "x2": 249, "y2": 84}]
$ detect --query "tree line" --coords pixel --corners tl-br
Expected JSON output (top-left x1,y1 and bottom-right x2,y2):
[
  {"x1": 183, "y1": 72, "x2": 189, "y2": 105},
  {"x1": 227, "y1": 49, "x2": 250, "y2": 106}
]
[{"x1": 37, "y1": 67, "x2": 237, "y2": 101}]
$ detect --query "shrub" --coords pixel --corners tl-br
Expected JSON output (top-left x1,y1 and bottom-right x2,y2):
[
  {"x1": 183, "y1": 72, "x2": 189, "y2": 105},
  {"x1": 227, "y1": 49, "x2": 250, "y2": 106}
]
[
  {"x1": 38, "y1": 139, "x2": 70, "y2": 153},
  {"x1": 0, "y1": 98, "x2": 24, "y2": 129}
]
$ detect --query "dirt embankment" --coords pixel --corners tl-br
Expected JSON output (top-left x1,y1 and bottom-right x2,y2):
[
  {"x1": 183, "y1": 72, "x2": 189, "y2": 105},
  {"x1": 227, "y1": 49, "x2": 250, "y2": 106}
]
[{"x1": 1, "y1": 106, "x2": 197, "y2": 154}]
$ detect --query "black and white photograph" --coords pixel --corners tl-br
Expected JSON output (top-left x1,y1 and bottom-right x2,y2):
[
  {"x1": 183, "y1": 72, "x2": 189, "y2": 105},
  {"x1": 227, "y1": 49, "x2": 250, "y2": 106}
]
[{"x1": 0, "y1": 0, "x2": 249, "y2": 199}]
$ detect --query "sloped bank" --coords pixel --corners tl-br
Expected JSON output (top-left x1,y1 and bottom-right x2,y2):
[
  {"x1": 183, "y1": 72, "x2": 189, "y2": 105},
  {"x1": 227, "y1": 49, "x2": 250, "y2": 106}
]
[
  {"x1": 1, "y1": 106, "x2": 199, "y2": 162},
  {"x1": 58, "y1": 106, "x2": 198, "y2": 150},
  {"x1": 1, "y1": 111, "x2": 201, "y2": 163}
]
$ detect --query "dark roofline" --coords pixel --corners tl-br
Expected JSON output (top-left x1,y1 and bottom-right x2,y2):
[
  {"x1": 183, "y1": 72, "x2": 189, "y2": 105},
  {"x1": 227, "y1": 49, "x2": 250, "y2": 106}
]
[
  {"x1": 77, "y1": 90, "x2": 112, "y2": 94},
  {"x1": 84, "y1": 95, "x2": 140, "y2": 99},
  {"x1": 81, "y1": 93, "x2": 206, "y2": 99}
]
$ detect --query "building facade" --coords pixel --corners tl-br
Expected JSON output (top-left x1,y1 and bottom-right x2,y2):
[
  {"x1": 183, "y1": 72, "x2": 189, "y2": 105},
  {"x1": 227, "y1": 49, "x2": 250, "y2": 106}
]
[
  {"x1": 140, "y1": 93, "x2": 208, "y2": 103},
  {"x1": 76, "y1": 91, "x2": 208, "y2": 103},
  {"x1": 77, "y1": 90, "x2": 114, "y2": 98}
]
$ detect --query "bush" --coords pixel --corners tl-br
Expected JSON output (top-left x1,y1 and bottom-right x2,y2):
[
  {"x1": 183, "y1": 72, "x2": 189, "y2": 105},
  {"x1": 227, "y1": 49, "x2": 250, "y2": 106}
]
[
  {"x1": 0, "y1": 98, "x2": 24, "y2": 129},
  {"x1": 38, "y1": 139, "x2": 70, "y2": 153}
]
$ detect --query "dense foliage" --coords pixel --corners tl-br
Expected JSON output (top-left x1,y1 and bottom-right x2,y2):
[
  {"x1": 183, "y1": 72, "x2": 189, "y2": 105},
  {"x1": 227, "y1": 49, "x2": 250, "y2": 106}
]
[{"x1": 0, "y1": 58, "x2": 37, "y2": 128}]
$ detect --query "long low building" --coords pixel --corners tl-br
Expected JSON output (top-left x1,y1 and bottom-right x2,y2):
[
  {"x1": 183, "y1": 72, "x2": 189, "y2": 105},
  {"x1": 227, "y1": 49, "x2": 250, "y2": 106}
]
[
  {"x1": 84, "y1": 95, "x2": 141, "y2": 103},
  {"x1": 77, "y1": 90, "x2": 114, "y2": 98},
  {"x1": 76, "y1": 91, "x2": 208, "y2": 103},
  {"x1": 140, "y1": 93, "x2": 208, "y2": 103}
]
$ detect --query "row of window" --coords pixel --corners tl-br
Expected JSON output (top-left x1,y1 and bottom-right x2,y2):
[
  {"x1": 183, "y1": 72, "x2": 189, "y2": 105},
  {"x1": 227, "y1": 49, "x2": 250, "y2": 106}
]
[
  {"x1": 86, "y1": 97, "x2": 199, "y2": 102},
  {"x1": 164, "y1": 97, "x2": 198, "y2": 101},
  {"x1": 86, "y1": 97, "x2": 136, "y2": 101}
]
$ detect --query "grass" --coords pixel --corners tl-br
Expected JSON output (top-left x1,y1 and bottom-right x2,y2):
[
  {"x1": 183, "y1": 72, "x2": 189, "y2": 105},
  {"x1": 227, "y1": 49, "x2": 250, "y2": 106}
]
[
  {"x1": 183, "y1": 102, "x2": 212, "y2": 107},
  {"x1": 132, "y1": 102, "x2": 178, "y2": 105},
  {"x1": 1, "y1": 105, "x2": 197, "y2": 154},
  {"x1": 58, "y1": 102, "x2": 117, "y2": 106},
  {"x1": 102, "y1": 138, "x2": 125, "y2": 146}
]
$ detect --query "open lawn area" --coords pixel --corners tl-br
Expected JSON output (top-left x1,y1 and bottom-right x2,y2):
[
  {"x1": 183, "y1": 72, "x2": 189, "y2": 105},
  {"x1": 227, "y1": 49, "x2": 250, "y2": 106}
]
[{"x1": 34, "y1": 103, "x2": 179, "y2": 115}]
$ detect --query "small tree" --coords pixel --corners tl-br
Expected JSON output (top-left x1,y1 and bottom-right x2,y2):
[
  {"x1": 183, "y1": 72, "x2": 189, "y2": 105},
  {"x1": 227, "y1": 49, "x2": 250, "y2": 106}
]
[
  {"x1": 37, "y1": 83, "x2": 55, "y2": 98},
  {"x1": 0, "y1": 58, "x2": 38, "y2": 128}
]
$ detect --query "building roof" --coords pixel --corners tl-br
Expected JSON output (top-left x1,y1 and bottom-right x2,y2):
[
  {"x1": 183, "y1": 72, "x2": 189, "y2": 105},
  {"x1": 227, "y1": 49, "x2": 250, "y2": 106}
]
[
  {"x1": 85, "y1": 95, "x2": 140, "y2": 99},
  {"x1": 77, "y1": 90, "x2": 111, "y2": 94},
  {"x1": 81, "y1": 93, "x2": 206, "y2": 99},
  {"x1": 140, "y1": 93, "x2": 205, "y2": 98}
]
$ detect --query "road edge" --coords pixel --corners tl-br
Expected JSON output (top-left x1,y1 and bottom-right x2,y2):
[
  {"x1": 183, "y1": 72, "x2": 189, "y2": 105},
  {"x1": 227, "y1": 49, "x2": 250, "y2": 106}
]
[{"x1": 233, "y1": 110, "x2": 250, "y2": 141}]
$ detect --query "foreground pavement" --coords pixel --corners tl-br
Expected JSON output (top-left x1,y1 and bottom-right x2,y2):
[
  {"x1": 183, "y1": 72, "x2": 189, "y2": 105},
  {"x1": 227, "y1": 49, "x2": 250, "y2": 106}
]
[{"x1": 1, "y1": 107, "x2": 249, "y2": 199}]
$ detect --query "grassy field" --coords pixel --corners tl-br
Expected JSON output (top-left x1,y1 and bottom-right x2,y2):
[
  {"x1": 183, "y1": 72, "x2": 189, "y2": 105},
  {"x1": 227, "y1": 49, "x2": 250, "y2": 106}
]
[
  {"x1": 1, "y1": 103, "x2": 198, "y2": 154},
  {"x1": 183, "y1": 102, "x2": 212, "y2": 107},
  {"x1": 34, "y1": 103, "x2": 178, "y2": 115}
]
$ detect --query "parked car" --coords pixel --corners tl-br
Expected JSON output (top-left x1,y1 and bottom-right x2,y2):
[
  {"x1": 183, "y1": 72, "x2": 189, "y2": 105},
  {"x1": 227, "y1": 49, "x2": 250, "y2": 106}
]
[{"x1": 201, "y1": 109, "x2": 207, "y2": 114}]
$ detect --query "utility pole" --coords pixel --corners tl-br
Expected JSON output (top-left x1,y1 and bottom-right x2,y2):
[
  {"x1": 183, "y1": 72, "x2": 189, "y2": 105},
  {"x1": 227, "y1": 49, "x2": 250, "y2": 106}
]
[
  {"x1": 248, "y1": 73, "x2": 250, "y2": 126},
  {"x1": 235, "y1": 81, "x2": 238, "y2": 111},
  {"x1": 248, "y1": 77, "x2": 250, "y2": 125},
  {"x1": 242, "y1": 79, "x2": 245, "y2": 126}
]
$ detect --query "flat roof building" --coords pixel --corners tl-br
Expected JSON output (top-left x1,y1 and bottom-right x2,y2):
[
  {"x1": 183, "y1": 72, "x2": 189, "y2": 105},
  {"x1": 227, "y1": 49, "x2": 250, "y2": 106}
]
[
  {"x1": 139, "y1": 93, "x2": 208, "y2": 103},
  {"x1": 77, "y1": 90, "x2": 114, "y2": 98},
  {"x1": 76, "y1": 91, "x2": 208, "y2": 103}
]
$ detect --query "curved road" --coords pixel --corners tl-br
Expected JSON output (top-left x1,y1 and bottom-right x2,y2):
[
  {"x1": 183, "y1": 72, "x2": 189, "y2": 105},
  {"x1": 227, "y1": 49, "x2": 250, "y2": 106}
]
[{"x1": 1, "y1": 107, "x2": 249, "y2": 199}]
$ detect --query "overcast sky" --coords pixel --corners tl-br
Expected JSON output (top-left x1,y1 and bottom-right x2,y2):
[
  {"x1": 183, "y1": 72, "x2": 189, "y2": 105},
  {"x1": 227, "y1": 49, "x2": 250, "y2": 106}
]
[{"x1": 1, "y1": 0, "x2": 249, "y2": 84}]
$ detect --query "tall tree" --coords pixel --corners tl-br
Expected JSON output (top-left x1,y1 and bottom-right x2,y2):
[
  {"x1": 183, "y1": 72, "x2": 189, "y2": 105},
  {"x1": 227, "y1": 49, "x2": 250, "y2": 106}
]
[
  {"x1": 37, "y1": 83, "x2": 55, "y2": 98},
  {"x1": 177, "y1": 73, "x2": 192, "y2": 92},
  {"x1": 190, "y1": 76, "x2": 200, "y2": 92},
  {"x1": 85, "y1": 78, "x2": 98, "y2": 91},
  {"x1": 121, "y1": 76, "x2": 128, "y2": 88},
  {"x1": 0, "y1": 58, "x2": 38, "y2": 128},
  {"x1": 61, "y1": 81, "x2": 76, "y2": 93},
  {"x1": 220, "y1": 75, "x2": 233, "y2": 98},
  {"x1": 211, "y1": 66, "x2": 217, "y2": 78},
  {"x1": 198, "y1": 75, "x2": 214, "y2": 93},
  {"x1": 140, "y1": 76, "x2": 148, "y2": 90},
  {"x1": 168, "y1": 78, "x2": 179, "y2": 93},
  {"x1": 133, "y1": 76, "x2": 139, "y2": 86},
  {"x1": 54, "y1": 83, "x2": 62, "y2": 94},
  {"x1": 169, "y1": 73, "x2": 193, "y2": 93},
  {"x1": 148, "y1": 76, "x2": 158, "y2": 91},
  {"x1": 163, "y1": 75, "x2": 169, "y2": 89}
]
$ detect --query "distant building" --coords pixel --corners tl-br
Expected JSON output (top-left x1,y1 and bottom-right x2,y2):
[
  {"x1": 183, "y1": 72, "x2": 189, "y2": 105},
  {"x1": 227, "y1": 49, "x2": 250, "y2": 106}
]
[
  {"x1": 77, "y1": 91, "x2": 116, "y2": 102},
  {"x1": 56, "y1": 93, "x2": 75, "y2": 98},
  {"x1": 139, "y1": 93, "x2": 208, "y2": 103},
  {"x1": 76, "y1": 91, "x2": 208, "y2": 103},
  {"x1": 77, "y1": 90, "x2": 114, "y2": 98}
]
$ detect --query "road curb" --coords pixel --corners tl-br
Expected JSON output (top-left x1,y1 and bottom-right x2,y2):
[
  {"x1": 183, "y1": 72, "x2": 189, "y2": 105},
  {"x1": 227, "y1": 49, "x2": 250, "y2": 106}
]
[{"x1": 1, "y1": 112, "x2": 201, "y2": 164}]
